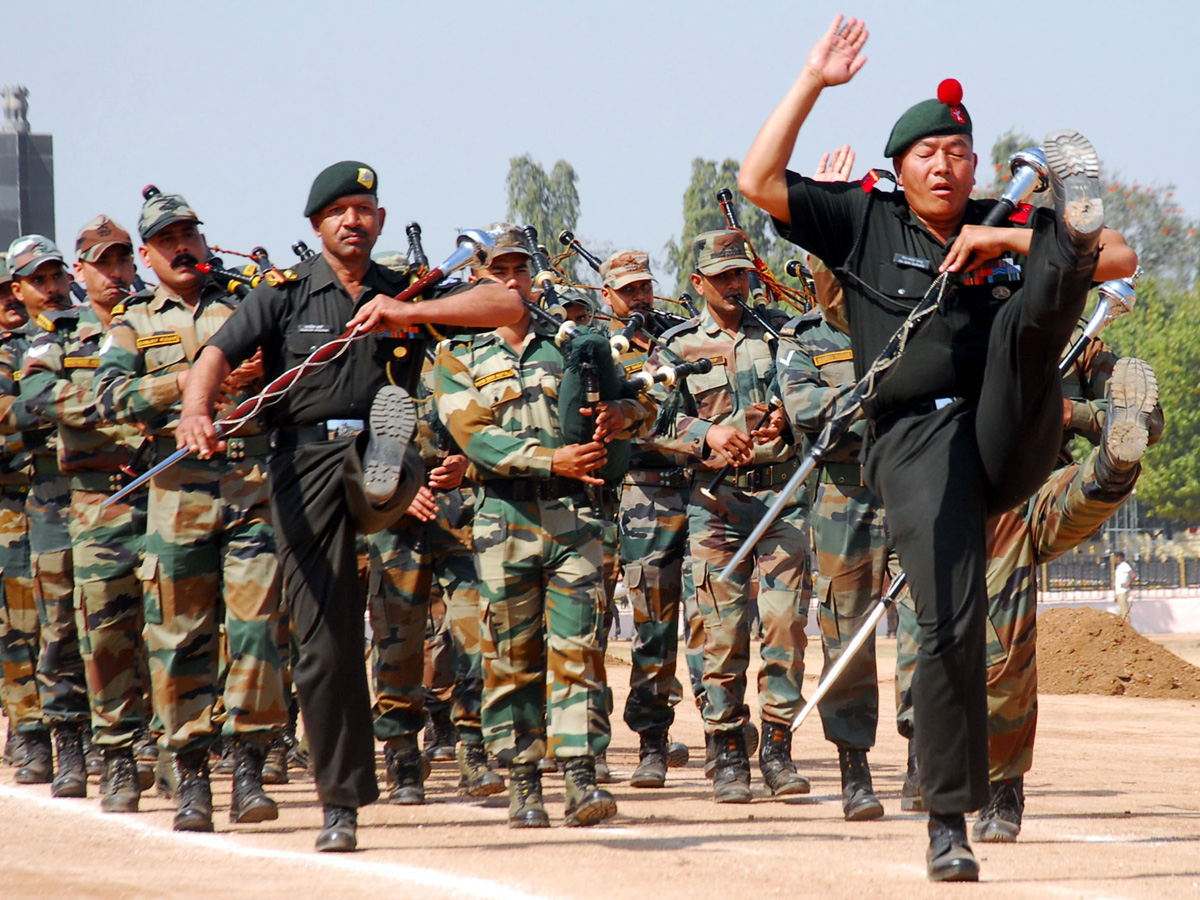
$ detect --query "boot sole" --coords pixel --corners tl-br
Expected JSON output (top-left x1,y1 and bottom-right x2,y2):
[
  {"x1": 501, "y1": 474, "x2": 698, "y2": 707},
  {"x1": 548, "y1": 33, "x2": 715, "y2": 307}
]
[
  {"x1": 565, "y1": 796, "x2": 617, "y2": 826},
  {"x1": 666, "y1": 743, "x2": 690, "y2": 768},
  {"x1": 231, "y1": 800, "x2": 280, "y2": 824},
  {"x1": 363, "y1": 386, "x2": 417, "y2": 506},
  {"x1": 972, "y1": 818, "x2": 1021, "y2": 843},
  {"x1": 100, "y1": 795, "x2": 141, "y2": 814},
  {"x1": 508, "y1": 812, "x2": 551, "y2": 828},
  {"x1": 461, "y1": 775, "x2": 506, "y2": 798},
  {"x1": 629, "y1": 773, "x2": 667, "y2": 789},
  {"x1": 1044, "y1": 130, "x2": 1103, "y2": 244},
  {"x1": 714, "y1": 790, "x2": 752, "y2": 804},
  {"x1": 844, "y1": 796, "x2": 885, "y2": 821},
  {"x1": 387, "y1": 788, "x2": 425, "y2": 805},
  {"x1": 1106, "y1": 358, "x2": 1157, "y2": 469},
  {"x1": 927, "y1": 859, "x2": 980, "y2": 883},
  {"x1": 765, "y1": 778, "x2": 810, "y2": 797}
]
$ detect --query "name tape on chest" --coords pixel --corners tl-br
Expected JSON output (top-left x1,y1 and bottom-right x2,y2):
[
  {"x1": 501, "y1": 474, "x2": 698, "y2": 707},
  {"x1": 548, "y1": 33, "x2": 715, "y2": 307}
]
[
  {"x1": 64, "y1": 356, "x2": 100, "y2": 369},
  {"x1": 813, "y1": 349, "x2": 854, "y2": 367},
  {"x1": 136, "y1": 333, "x2": 183, "y2": 350},
  {"x1": 893, "y1": 253, "x2": 933, "y2": 272},
  {"x1": 474, "y1": 368, "x2": 515, "y2": 389}
]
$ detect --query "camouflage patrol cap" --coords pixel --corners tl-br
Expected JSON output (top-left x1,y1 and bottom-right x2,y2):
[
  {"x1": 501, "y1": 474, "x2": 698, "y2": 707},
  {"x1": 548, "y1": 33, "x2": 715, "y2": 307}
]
[
  {"x1": 600, "y1": 250, "x2": 653, "y2": 290},
  {"x1": 884, "y1": 78, "x2": 972, "y2": 159},
  {"x1": 6, "y1": 234, "x2": 64, "y2": 278},
  {"x1": 304, "y1": 161, "x2": 378, "y2": 218},
  {"x1": 556, "y1": 286, "x2": 594, "y2": 311},
  {"x1": 139, "y1": 187, "x2": 202, "y2": 242},
  {"x1": 692, "y1": 230, "x2": 754, "y2": 277},
  {"x1": 0, "y1": 253, "x2": 10, "y2": 287},
  {"x1": 486, "y1": 223, "x2": 531, "y2": 260},
  {"x1": 75, "y1": 215, "x2": 133, "y2": 262}
]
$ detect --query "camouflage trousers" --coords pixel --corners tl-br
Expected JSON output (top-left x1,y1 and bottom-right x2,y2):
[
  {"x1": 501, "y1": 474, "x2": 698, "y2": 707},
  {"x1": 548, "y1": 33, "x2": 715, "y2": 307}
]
[
  {"x1": 811, "y1": 475, "x2": 901, "y2": 749},
  {"x1": 428, "y1": 488, "x2": 483, "y2": 733},
  {"x1": 619, "y1": 478, "x2": 697, "y2": 735},
  {"x1": 425, "y1": 592, "x2": 454, "y2": 712},
  {"x1": 142, "y1": 457, "x2": 285, "y2": 754},
  {"x1": 896, "y1": 451, "x2": 1131, "y2": 780},
  {"x1": 474, "y1": 490, "x2": 609, "y2": 763},
  {"x1": 69, "y1": 486, "x2": 150, "y2": 748},
  {"x1": 29, "y1": 471, "x2": 87, "y2": 725},
  {"x1": 0, "y1": 485, "x2": 41, "y2": 731},
  {"x1": 689, "y1": 480, "x2": 811, "y2": 732},
  {"x1": 366, "y1": 517, "x2": 430, "y2": 742}
]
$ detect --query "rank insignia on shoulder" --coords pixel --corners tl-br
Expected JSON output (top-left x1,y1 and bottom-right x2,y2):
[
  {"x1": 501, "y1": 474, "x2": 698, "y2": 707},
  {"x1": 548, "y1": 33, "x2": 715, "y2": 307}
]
[
  {"x1": 34, "y1": 313, "x2": 57, "y2": 332},
  {"x1": 813, "y1": 349, "x2": 853, "y2": 367},
  {"x1": 474, "y1": 368, "x2": 515, "y2": 388},
  {"x1": 111, "y1": 302, "x2": 126, "y2": 316},
  {"x1": 136, "y1": 333, "x2": 183, "y2": 349}
]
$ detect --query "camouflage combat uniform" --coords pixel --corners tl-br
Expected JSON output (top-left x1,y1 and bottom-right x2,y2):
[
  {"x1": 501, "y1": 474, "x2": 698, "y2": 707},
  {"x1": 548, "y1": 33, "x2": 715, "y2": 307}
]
[
  {"x1": 21, "y1": 305, "x2": 151, "y2": 749},
  {"x1": 435, "y1": 327, "x2": 650, "y2": 764},
  {"x1": 0, "y1": 328, "x2": 41, "y2": 736},
  {"x1": 94, "y1": 282, "x2": 285, "y2": 755},
  {"x1": 650, "y1": 305, "x2": 811, "y2": 737},
  {"x1": 777, "y1": 309, "x2": 902, "y2": 750}
]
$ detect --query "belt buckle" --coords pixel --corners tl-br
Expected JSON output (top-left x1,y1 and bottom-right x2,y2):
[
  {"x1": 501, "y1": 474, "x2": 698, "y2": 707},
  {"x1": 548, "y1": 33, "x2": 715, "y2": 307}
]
[
  {"x1": 225, "y1": 437, "x2": 246, "y2": 460},
  {"x1": 326, "y1": 418, "x2": 364, "y2": 441}
]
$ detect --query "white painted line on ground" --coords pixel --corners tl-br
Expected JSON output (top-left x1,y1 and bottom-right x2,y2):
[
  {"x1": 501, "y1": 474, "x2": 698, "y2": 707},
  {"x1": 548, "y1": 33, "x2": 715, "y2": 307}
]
[{"x1": 0, "y1": 781, "x2": 555, "y2": 900}]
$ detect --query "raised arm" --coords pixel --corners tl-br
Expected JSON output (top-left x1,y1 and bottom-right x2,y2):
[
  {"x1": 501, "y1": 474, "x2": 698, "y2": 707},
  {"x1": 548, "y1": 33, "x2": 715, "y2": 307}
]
[{"x1": 738, "y1": 14, "x2": 869, "y2": 222}]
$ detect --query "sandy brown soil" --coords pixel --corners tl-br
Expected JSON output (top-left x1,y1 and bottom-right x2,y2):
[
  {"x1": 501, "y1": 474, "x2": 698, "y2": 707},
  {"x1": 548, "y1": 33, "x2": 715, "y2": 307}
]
[
  {"x1": 2, "y1": 638, "x2": 1199, "y2": 900},
  {"x1": 1040, "y1": 608, "x2": 1200, "y2": 699}
]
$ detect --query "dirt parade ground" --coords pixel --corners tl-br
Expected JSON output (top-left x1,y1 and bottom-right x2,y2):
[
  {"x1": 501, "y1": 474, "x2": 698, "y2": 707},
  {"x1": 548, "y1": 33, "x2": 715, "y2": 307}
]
[{"x1": 2, "y1": 630, "x2": 1199, "y2": 900}]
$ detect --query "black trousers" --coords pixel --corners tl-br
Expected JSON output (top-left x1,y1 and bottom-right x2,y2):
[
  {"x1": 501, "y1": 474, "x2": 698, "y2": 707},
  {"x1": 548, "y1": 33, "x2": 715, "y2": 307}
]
[
  {"x1": 269, "y1": 439, "x2": 380, "y2": 809},
  {"x1": 863, "y1": 214, "x2": 1096, "y2": 814}
]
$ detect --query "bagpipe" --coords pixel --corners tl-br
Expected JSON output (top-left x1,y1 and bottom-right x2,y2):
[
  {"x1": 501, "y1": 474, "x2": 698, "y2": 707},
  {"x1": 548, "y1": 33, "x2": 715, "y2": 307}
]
[
  {"x1": 199, "y1": 245, "x2": 300, "y2": 300},
  {"x1": 103, "y1": 229, "x2": 496, "y2": 506}
]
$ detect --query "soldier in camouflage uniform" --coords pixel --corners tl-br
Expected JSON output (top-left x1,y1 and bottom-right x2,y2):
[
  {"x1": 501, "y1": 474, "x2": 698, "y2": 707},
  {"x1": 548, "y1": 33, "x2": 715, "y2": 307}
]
[
  {"x1": 0, "y1": 252, "x2": 43, "y2": 775},
  {"x1": 21, "y1": 217, "x2": 151, "y2": 812},
  {"x1": 5, "y1": 235, "x2": 90, "y2": 798},
  {"x1": 94, "y1": 190, "x2": 285, "y2": 832},
  {"x1": 434, "y1": 226, "x2": 650, "y2": 828},
  {"x1": 648, "y1": 230, "x2": 811, "y2": 804},
  {"x1": 776, "y1": 255, "x2": 897, "y2": 821},
  {"x1": 599, "y1": 250, "x2": 697, "y2": 788}
]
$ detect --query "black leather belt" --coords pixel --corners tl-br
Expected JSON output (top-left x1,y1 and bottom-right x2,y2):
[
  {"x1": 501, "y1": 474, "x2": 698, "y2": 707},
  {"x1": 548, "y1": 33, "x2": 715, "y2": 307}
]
[
  {"x1": 31, "y1": 455, "x2": 63, "y2": 477},
  {"x1": 484, "y1": 476, "x2": 589, "y2": 503},
  {"x1": 270, "y1": 419, "x2": 364, "y2": 451},
  {"x1": 69, "y1": 471, "x2": 130, "y2": 493},
  {"x1": 157, "y1": 433, "x2": 273, "y2": 460},
  {"x1": 708, "y1": 457, "x2": 800, "y2": 492},
  {"x1": 623, "y1": 468, "x2": 691, "y2": 489},
  {"x1": 818, "y1": 462, "x2": 864, "y2": 487}
]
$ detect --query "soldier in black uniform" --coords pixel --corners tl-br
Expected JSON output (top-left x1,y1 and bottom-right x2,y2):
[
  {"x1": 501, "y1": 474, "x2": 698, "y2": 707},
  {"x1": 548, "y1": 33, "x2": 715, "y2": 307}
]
[
  {"x1": 738, "y1": 15, "x2": 1138, "y2": 882},
  {"x1": 176, "y1": 161, "x2": 523, "y2": 852}
]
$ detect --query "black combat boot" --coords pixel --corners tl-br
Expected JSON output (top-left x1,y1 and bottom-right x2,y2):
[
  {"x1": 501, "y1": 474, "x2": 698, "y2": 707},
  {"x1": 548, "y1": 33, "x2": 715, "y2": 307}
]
[
  {"x1": 230, "y1": 736, "x2": 279, "y2": 823},
  {"x1": 629, "y1": 730, "x2": 669, "y2": 789},
  {"x1": 711, "y1": 731, "x2": 752, "y2": 804},
  {"x1": 262, "y1": 735, "x2": 289, "y2": 785},
  {"x1": 99, "y1": 747, "x2": 141, "y2": 813},
  {"x1": 456, "y1": 732, "x2": 504, "y2": 798},
  {"x1": 972, "y1": 776, "x2": 1024, "y2": 843},
  {"x1": 81, "y1": 723, "x2": 103, "y2": 777},
  {"x1": 705, "y1": 722, "x2": 761, "y2": 779},
  {"x1": 562, "y1": 756, "x2": 617, "y2": 826},
  {"x1": 665, "y1": 734, "x2": 690, "y2": 768},
  {"x1": 900, "y1": 739, "x2": 924, "y2": 812},
  {"x1": 758, "y1": 721, "x2": 809, "y2": 797},
  {"x1": 211, "y1": 735, "x2": 235, "y2": 775},
  {"x1": 15, "y1": 728, "x2": 52, "y2": 784},
  {"x1": 51, "y1": 724, "x2": 87, "y2": 798},
  {"x1": 315, "y1": 804, "x2": 357, "y2": 852},
  {"x1": 927, "y1": 811, "x2": 979, "y2": 882},
  {"x1": 173, "y1": 748, "x2": 214, "y2": 832},
  {"x1": 134, "y1": 729, "x2": 158, "y2": 792},
  {"x1": 282, "y1": 698, "x2": 310, "y2": 772},
  {"x1": 838, "y1": 746, "x2": 884, "y2": 821},
  {"x1": 508, "y1": 763, "x2": 550, "y2": 828},
  {"x1": 423, "y1": 707, "x2": 456, "y2": 762},
  {"x1": 384, "y1": 737, "x2": 426, "y2": 805}
]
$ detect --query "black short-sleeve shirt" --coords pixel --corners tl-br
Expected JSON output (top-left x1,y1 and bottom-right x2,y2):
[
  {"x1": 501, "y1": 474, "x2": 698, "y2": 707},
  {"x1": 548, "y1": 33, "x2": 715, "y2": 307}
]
[
  {"x1": 774, "y1": 171, "x2": 1034, "y2": 417},
  {"x1": 209, "y1": 254, "x2": 468, "y2": 427}
]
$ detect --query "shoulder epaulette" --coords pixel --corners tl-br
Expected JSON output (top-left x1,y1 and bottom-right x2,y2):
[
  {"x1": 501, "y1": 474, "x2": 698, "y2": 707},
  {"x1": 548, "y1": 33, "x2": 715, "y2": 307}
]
[
  {"x1": 35, "y1": 307, "x2": 81, "y2": 333},
  {"x1": 658, "y1": 317, "x2": 699, "y2": 344}
]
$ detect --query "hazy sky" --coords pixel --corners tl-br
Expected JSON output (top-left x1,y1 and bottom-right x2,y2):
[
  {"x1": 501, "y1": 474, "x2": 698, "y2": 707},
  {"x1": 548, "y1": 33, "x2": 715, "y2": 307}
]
[{"x1": 6, "y1": 1, "x2": 1198, "y2": 281}]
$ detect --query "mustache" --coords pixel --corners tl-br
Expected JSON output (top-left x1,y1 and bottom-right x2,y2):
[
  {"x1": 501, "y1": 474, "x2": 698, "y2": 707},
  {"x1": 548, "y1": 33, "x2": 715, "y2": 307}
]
[{"x1": 171, "y1": 253, "x2": 200, "y2": 269}]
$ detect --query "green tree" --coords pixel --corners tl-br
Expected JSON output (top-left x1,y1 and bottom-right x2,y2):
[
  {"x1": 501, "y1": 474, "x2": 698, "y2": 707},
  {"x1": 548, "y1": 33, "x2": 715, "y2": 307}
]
[
  {"x1": 664, "y1": 157, "x2": 806, "y2": 307},
  {"x1": 505, "y1": 155, "x2": 581, "y2": 281}
]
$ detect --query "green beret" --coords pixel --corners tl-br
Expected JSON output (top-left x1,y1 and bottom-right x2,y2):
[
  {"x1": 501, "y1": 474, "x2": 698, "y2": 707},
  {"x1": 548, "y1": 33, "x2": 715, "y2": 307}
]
[
  {"x1": 304, "y1": 161, "x2": 378, "y2": 218},
  {"x1": 884, "y1": 79, "x2": 972, "y2": 159}
]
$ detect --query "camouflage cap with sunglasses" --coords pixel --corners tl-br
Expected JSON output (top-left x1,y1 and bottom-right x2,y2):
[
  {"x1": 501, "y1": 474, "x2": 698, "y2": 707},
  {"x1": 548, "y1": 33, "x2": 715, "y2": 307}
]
[
  {"x1": 600, "y1": 250, "x2": 654, "y2": 290},
  {"x1": 6, "y1": 234, "x2": 65, "y2": 278},
  {"x1": 138, "y1": 186, "x2": 202, "y2": 242},
  {"x1": 692, "y1": 229, "x2": 754, "y2": 276}
]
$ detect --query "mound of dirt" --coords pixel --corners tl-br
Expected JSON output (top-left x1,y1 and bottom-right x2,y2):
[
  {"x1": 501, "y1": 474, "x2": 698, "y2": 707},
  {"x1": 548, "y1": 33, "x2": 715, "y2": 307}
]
[{"x1": 1037, "y1": 606, "x2": 1200, "y2": 699}]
